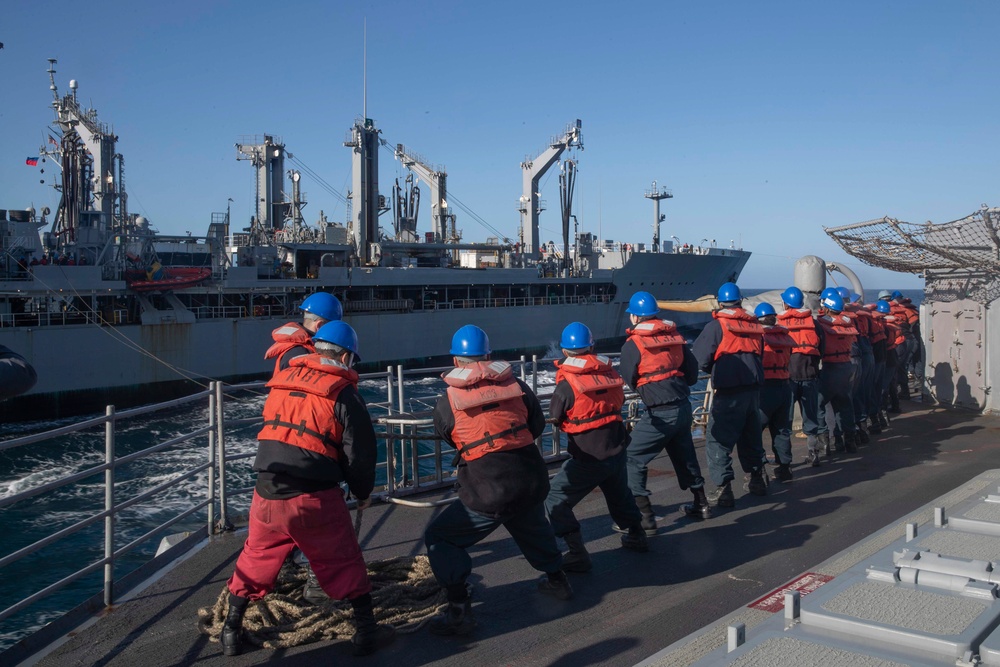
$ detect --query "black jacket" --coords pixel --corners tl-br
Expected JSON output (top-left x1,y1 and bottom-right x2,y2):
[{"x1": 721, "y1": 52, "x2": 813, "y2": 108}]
[
  {"x1": 434, "y1": 378, "x2": 548, "y2": 518},
  {"x1": 254, "y1": 384, "x2": 378, "y2": 501},
  {"x1": 619, "y1": 337, "x2": 699, "y2": 407},
  {"x1": 692, "y1": 318, "x2": 763, "y2": 391},
  {"x1": 549, "y1": 380, "x2": 629, "y2": 462}
]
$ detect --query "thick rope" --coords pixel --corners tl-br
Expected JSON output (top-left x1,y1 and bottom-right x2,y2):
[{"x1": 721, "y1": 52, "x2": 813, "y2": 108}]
[
  {"x1": 197, "y1": 508, "x2": 446, "y2": 649},
  {"x1": 197, "y1": 555, "x2": 445, "y2": 648}
]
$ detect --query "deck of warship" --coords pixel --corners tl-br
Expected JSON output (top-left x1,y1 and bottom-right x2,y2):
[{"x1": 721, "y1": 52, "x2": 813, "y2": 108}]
[{"x1": 22, "y1": 399, "x2": 1000, "y2": 667}]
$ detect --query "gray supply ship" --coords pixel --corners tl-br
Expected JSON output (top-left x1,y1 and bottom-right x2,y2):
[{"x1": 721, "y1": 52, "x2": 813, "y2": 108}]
[{"x1": 0, "y1": 61, "x2": 749, "y2": 420}]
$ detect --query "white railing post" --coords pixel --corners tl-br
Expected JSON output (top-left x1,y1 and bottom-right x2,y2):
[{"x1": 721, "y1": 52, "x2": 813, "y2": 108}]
[
  {"x1": 216, "y1": 381, "x2": 231, "y2": 531},
  {"x1": 386, "y1": 366, "x2": 394, "y2": 415},
  {"x1": 207, "y1": 382, "x2": 216, "y2": 536},
  {"x1": 103, "y1": 405, "x2": 115, "y2": 607}
]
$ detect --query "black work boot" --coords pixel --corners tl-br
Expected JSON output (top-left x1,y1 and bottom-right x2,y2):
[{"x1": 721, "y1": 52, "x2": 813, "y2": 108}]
[
  {"x1": 844, "y1": 431, "x2": 858, "y2": 453},
  {"x1": 429, "y1": 585, "x2": 477, "y2": 636},
  {"x1": 560, "y1": 531, "x2": 592, "y2": 573},
  {"x1": 633, "y1": 495, "x2": 658, "y2": 536},
  {"x1": 537, "y1": 570, "x2": 574, "y2": 600},
  {"x1": 806, "y1": 435, "x2": 822, "y2": 467},
  {"x1": 878, "y1": 410, "x2": 890, "y2": 428},
  {"x1": 868, "y1": 416, "x2": 882, "y2": 435},
  {"x1": 856, "y1": 422, "x2": 870, "y2": 444},
  {"x1": 817, "y1": 432, "x2": 832, "y2": 456},
  {"x1": 350, "y1": 593, "x2": 396, "y2": 656},
  {"x1": 707, "y1": 482, "x2": 735, "y2": 508},
  {"x1": 682, "y1": 487, "x2": 713, "y2": 520},
  {"x1": 301, "y1": 563, "x2": 330, "y2": 604},
  {"x1": 620, "y1": 526, "x2": 649, "y2": 552},
  {"x1": 746, "y1": 470, "x2": 768, "y2": 496},
  {"x1": 221, "y1": 593, "x2": 250, "y2": 656},
  {"x1": 773, "y1": 463, "x2": 793, "y2": 483}
]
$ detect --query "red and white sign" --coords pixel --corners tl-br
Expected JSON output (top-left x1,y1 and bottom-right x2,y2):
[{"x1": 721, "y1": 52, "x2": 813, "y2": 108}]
[{"x1": 747, "y1": 572, "x2": 835, "y2": 612}]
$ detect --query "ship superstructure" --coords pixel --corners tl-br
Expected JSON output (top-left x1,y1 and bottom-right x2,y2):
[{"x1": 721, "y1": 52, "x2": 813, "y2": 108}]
[{"x1": 0, "y1": 61, "x2": 750, "y2": 420}]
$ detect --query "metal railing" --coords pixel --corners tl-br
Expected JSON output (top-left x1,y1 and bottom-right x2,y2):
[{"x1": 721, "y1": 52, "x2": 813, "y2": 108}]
[{"x1": 0, "y1": 356, "x2": 712, "y2": 634}]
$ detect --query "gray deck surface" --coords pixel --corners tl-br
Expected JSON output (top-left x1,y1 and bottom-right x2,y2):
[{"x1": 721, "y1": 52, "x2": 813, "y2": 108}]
[{"x1": 29, "y1": 400, "x2": 1000, "y2": 667}]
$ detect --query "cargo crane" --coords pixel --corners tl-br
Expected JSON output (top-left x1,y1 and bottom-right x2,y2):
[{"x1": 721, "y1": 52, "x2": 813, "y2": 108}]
[
  {"x1": 394, "y1": 144, "x2": 454, "y2": 243},
  {"x1": 519, "y1": 120, "x2": 583, "y2": 259}
]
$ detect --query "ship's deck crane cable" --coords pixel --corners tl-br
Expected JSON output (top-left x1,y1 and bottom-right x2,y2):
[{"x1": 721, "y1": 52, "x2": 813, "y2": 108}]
[{"x1": 287, "y1": 156, "x2": 350, "y2": 210}]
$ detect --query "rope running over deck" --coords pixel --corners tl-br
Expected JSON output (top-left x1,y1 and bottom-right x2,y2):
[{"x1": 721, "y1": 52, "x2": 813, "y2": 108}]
[{"x1": 197, "y1": 555, "x2": 446, "y2": 649}]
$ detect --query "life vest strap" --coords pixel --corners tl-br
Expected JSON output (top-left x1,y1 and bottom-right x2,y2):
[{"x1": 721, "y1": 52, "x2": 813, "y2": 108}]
[{"x1": 458, "y1": 423, "x2": 530, "y2": 454}]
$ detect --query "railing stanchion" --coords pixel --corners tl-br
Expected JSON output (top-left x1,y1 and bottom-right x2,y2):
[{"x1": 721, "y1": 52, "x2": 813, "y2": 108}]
[
  {"x1": 386, "y1": 366, "x2": 394, "y2": 415},
  {"x1": 216, "y1": 381, "x2": 232, "y2": 532},
  {"x1": 397, "y1": 365, "x2": 405, "y2": 415},
  {"x1": 103, "y1": 405, "x2": 116, "y2": 607},
  {"x1": 207, "y1": 382, "x2": 216, "y2": 536},
  {"x1": 520, "y1": 355, "x2": 526, "y2": 382}
]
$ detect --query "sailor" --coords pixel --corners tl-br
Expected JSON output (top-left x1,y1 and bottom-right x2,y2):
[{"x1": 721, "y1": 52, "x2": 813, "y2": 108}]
[
  {"x1": 816, "y1": 291, "x2": 859, "y2": 455},
  {"x1": 891, "y1": 290, "x2": 920, "y2": 400},
  {"x1": 878, "y1": 300, "x2": 904, "y2": 416},
  {"x1": 425, "y1": 325, "x2": 571, "y2": 636},
  {"x1": 620, "y1": 291, "x2": 711, "y2": 526},
  {"x1": 776, "y1": 286, "x2": 825, "y2": 466},
  {"x1": 841, "y1": 288, "x2": 875, "y2": 443},
  {"x1": 879, "y1": 290, "x2": 911, "y2": 407},
  {"x1": 544, "y1": 322, "x2": 648, "y2": 573},
  {"x1": 754, "y1": 303, "x2": 795, "y2": 482},
  {"x1": 222, "y1": 321, "x2": 395, "y2": 657},
  {"x1": 692, "y1": 282, "x2": 767, "y2": 508},
  {"x1": 866, "y1": 301, "x2": 890, "y2": 431},
  {"x1": 0, "y1": 345, "x2": 37, "y2": 400},
  {"x1": 265, "y1": 292, "x2": 343, "y2": 376}
]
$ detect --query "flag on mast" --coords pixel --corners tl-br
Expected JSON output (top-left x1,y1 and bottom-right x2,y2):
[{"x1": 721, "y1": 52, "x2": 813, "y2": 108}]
[{"x1": 25, "y1": 157, "x2": 39, "y2": 166}]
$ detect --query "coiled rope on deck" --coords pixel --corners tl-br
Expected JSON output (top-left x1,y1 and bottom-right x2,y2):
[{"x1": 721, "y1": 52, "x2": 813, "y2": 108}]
[{"x1": 197, "y1": 555, "x2": 446, "y2": 649}]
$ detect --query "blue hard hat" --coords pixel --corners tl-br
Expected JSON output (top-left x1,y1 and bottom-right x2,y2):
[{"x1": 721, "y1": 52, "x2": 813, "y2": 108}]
[
  {"x1": 450, "y1": 324, "x2": 490, "y2": 356},
  {"x1": 717, "y1": 282, "x2": 742, "y2": 303},
  {"x1": 313, "y1": 320, "x2": 361, "y2": 361},
  {"x1": 754, "y1": 302, "x2": 776, "y2": 318},
  {"x1": 876, "y1": 300, "x2": 891, "y2": 314},
  {"x1": 836, "y1": 286, "x2": 851, "y2": 301},
  {"x1": 560, "y1": 322, "x2": 594, "y2": 351},
  {"x1": 821, "y1": 293, "x2": 844, "y2": 312},
  {"x1": 820, "y1": 287, "x2": 838, "y2": 301},
  {"x1": 850, "y1": 292, "x2": 862, "y2": 303},
  {"x1": 891, "y1": 290, "x2": 903, "y2": 300},
  {"x1": 626, "y1": 291, "x2": 659, "y2": 317},
  {"x1": 780, "y1": 286, "x2": 804, "y2": 309},
  {"x1": 300, "y1": 292, "x2": 343, "y2": 322}
]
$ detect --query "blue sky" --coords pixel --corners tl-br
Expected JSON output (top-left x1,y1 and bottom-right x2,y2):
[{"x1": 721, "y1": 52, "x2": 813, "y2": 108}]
[{"x1": 2, "y1": 0, "x2": 997, "y2": 289}]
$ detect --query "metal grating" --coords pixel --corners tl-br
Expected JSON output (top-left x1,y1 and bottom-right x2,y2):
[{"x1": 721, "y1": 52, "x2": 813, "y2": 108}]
[{"x1": 728, "y1": 637, "x2": 911, "y2": 667}]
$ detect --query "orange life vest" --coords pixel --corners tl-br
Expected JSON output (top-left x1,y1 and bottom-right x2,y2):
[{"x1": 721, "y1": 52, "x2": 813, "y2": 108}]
[
  {"x1": 258, "y1": 355, "x2": 357, "y2": 459},
  {"x1": 844, "y1": 304, "x2": 872, "y2": 338},
  {"x1": 265, "y1": 322, "x2": 316, "y2": 375},
  {"x1": 883, "y1": 317, "x2": 905, "y2": 350},
  {"x1": 867, "y1": 307, "x2": 887, "y2": 344},
  {"x1": 554, "y1": 354, "x2": 625, "y2": 433},
  {"x1": 626, "y1": 319, "x2": 686, "y2": 387},
  {"x1": 816, "y1": 313, "x2": 858, "y2": 363},
  {"x1": 777, "y1": 308, "x2": 821, "y2": 356},
  {"x1": 443, "y1": 360, "x2": 534, "y2": 461},
  {"x1": 761, "y1": 324, "x2": 795, "y2": 380},
  {"x1": 899, "y1": 299, "x2": 919, "y2": 325},
  {"x1": 712, "y1": 308, "x2": 764, "y2": 360}
]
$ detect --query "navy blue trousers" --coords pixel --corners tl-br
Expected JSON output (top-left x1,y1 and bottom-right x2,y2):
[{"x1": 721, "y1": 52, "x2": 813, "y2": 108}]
[
  {"x1": 705, "y1": 388, "x2": 765, "y2": 487},
  {"x1": 760, "y1": 380, "x2": 792, "y2": 465},
  {"x1": 424, "y1": 500, "x2": 563, "y2": 589},
  {"x1": 545, "y1": 449, "x2": 641, "y2": 536},
  {"x1": 625, "y1": 400, "x2": 705, "y2": 495}
]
